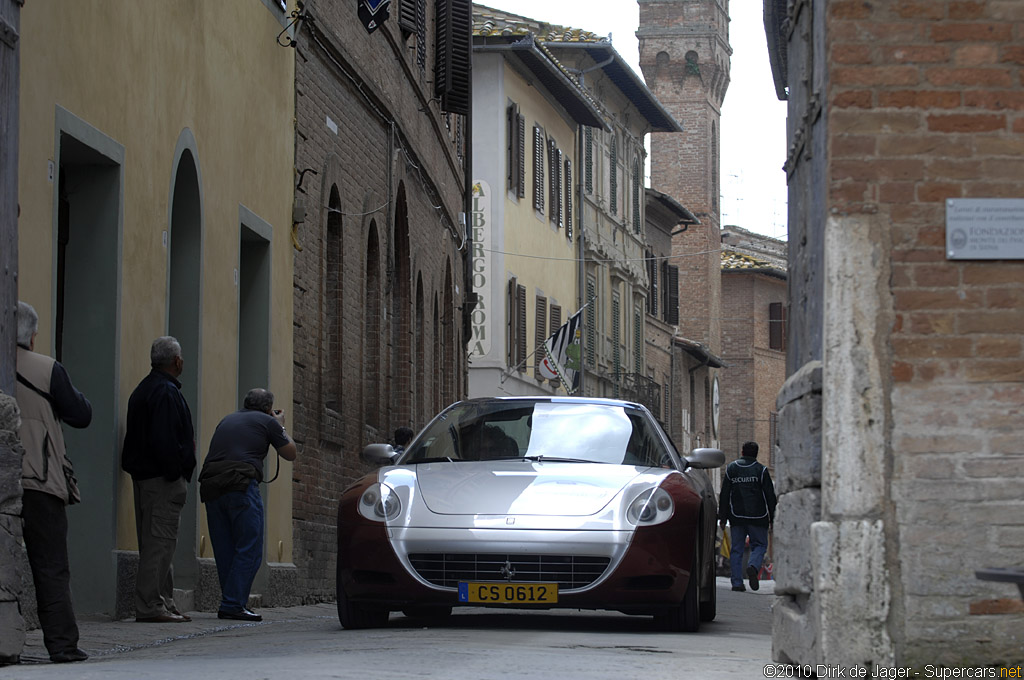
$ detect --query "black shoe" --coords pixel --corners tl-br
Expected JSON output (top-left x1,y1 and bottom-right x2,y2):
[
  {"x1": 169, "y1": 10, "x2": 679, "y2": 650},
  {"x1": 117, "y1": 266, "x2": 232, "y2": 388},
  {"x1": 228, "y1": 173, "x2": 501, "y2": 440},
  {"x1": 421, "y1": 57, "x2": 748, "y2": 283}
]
[
  {"x1": 50, "y1": 648, "x2": 88, "y2": 663},
  {"x1": 731, "y1": 584, "x2": 746, "y2": 592},
  {"x1": 218, "y1": 608, "x2": 263, "y2": 622},
  {"x1": 747, "y1": 565, "x2": 760, "y2": 591}
]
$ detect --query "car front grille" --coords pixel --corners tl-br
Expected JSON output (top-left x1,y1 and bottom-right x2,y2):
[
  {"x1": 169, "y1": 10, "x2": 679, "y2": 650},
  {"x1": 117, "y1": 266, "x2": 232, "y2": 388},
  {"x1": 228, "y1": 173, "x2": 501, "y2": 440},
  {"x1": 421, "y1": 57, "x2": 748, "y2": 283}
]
[{"x1": 407, "y1": 553, "x2": 611, "y2": 590}]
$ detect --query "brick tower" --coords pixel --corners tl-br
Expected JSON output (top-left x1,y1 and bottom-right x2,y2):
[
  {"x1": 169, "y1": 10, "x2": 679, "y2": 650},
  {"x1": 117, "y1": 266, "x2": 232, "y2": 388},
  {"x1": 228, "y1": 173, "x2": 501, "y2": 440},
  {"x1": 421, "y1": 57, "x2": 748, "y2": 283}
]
[{"x1": 638, "y1": 0, "x2": 731, "y2": 353}]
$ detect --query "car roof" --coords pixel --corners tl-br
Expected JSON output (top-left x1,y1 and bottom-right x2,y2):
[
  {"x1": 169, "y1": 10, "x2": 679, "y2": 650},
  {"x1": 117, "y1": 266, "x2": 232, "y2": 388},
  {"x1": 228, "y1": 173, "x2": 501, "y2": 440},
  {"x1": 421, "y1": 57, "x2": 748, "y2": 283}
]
[{"x1": 449, "y1": 396, "x2": 646, "y2": 409}]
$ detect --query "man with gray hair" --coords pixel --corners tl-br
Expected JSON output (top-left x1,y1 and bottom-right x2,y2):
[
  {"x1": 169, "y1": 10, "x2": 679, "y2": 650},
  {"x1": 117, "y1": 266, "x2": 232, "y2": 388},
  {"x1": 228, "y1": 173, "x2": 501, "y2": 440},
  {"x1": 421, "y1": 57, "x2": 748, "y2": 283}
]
[
  {"x1": 198, "y1": 388, "x2": 296, "y2": 621},
  {"x1": 15, "y1": 301, "x2": 92, "y2": 663},
  {"x1": 121, "y1": 336, "x2": 196, "y2": 623}
]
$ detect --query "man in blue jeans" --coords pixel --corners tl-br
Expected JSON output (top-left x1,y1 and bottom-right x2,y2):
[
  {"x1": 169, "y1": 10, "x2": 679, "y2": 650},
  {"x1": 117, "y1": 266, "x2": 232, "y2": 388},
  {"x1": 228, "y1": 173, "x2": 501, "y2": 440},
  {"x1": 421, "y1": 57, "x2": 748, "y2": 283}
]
[
  {"x1": 718, "y1": 441, "x2": 777, "y2": 592},
  {"x1": 199, "y1": 389, "x2": 296, "y2": 621}
]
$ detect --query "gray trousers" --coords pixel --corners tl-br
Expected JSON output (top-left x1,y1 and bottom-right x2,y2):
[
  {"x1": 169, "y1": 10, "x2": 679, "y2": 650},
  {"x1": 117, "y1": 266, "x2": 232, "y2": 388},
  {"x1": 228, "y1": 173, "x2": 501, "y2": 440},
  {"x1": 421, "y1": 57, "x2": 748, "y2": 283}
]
[{"x1": 132, "y1": 476, "x2": 188, "y2": 618}]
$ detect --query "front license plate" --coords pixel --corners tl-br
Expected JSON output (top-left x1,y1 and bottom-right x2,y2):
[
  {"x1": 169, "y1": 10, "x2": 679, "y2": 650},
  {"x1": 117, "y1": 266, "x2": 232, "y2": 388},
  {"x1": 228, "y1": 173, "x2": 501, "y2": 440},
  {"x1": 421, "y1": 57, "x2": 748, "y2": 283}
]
[{"x1": 458, "y1": 582, "x2": 559, "y2": 604}]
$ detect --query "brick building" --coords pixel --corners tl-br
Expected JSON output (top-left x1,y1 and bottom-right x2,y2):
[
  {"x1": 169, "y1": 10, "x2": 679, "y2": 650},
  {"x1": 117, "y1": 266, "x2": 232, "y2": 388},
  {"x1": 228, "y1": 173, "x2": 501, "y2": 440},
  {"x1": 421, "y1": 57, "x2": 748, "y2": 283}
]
[
  {"x1": 719, "y1": 226, "x2": 787, "y2": 463},
  {"x1": 290, "y1": 1, "x2": 470, "y2": 601},
  {"x1": 766, "y1": 0, "x2": 1024, "y2": 667}
]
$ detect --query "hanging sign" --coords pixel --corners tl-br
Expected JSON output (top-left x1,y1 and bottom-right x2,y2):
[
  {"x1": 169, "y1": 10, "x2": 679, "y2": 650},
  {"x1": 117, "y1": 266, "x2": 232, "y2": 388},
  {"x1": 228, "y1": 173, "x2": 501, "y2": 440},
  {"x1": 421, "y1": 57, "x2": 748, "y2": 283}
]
[{"x1": 358, "y1": 0, "x2": 391, "y2": 34}]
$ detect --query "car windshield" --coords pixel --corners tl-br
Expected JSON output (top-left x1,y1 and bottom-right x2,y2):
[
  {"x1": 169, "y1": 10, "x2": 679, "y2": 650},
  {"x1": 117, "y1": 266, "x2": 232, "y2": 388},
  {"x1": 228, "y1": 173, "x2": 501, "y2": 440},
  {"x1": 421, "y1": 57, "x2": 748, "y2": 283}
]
[{"x1": 401, "y1": 400, "x2": 676, "y2": 468}]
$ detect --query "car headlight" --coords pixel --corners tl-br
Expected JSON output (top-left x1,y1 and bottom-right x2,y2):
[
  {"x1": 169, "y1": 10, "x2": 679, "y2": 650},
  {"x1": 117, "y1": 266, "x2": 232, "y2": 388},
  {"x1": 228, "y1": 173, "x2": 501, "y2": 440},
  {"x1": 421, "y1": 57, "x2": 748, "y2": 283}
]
[
  {"x1": 626, "y1": 487, "x2": 674, "y2": 526},
  {"x1": 358, "y1": 483, "x2": 402, "y2": 522}
]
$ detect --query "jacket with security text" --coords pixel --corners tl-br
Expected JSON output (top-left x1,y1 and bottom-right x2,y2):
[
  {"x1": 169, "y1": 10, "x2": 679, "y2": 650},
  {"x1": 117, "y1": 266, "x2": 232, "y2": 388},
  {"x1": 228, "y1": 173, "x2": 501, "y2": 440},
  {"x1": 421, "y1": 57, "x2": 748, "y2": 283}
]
[{"x1": 718, "y1": 455, "x2": 777, "y2": 527}]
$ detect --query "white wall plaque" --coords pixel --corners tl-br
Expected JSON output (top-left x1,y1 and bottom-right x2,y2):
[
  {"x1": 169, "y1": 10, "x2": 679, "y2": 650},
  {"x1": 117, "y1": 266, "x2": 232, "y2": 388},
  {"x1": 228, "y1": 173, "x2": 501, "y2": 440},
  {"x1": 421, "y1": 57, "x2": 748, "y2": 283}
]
[{"x1": 946, "y1": 198, "x2": 1024, "y2": 260}]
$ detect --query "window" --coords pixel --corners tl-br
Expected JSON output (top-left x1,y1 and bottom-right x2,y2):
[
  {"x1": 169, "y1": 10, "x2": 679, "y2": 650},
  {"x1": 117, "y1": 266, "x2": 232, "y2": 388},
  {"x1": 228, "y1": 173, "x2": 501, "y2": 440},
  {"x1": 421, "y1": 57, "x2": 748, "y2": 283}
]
[
  {"x1": 769, "y1": 302, "x2": 788, "y2": 351},
  {"x1": 507, "y1": 103, "x2": 525, "y2": 198},
  {"x1": 399, "y1": 0, "x2": 417, "y2": 35},
  {"x1": 534, "y1": 295, "x2": 547, "y2": 374},
  {"x1": 564, "y1": 159, "x2": 573, "y2": 240},
  {"x1": 532, "y1": 126, "x2": 545, "y2": 213}
]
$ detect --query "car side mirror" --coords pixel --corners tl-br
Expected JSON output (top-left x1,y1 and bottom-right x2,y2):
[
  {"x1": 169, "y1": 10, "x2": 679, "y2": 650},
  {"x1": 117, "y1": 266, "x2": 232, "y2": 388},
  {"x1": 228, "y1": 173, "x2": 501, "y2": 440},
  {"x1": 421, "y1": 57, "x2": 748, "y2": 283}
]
[
  {"x1": 361, "y1": 443, "x2": 398, "y2": 466},
  {"x1": 685, "y1": 447, "x2": 725, "y2": 469}
]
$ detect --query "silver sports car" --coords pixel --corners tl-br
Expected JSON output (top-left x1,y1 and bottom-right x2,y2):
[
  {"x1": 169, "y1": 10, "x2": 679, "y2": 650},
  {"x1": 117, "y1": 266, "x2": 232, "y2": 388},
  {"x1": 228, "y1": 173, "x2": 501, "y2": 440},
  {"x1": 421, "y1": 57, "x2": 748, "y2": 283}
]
[{"x1": 335, "y1": 397, "x2": 724, "y2": 631}]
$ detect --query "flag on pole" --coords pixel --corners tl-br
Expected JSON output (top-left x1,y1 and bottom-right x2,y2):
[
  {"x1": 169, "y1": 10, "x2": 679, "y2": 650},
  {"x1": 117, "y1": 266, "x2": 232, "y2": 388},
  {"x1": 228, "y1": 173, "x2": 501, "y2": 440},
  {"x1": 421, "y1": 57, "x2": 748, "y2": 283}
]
[{"x1": 539, "y1": 309, "x2": 583, "y2": 394}]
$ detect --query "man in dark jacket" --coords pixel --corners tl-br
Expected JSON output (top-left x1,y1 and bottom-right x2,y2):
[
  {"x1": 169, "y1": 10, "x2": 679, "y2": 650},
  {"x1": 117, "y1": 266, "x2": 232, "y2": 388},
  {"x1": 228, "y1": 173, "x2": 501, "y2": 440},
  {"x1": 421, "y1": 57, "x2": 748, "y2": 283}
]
[
  {"x1": 121, "y1": 336, "x2": 195, "y2": 623},
  {"x1": 718, "y1": 441, "x2": 777, "y2": 592},
  {"x1": 199, "y1": 388, "x2": 295, "y2": 622},
  {"x1": 15, "y1": 301, "x2": 92, "y2": 663}
]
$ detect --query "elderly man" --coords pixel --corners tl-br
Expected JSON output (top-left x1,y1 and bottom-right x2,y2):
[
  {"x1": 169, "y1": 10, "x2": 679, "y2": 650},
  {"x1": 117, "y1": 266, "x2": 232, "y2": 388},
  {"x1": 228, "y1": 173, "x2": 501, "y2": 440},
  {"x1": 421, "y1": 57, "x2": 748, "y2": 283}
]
[
  {"x1": 199, "y1": 388, "x2": 296, "y2": 621},
  {"x1": 15, "y1": 301, "x2": 92, "y2": 663},
  {"x1": 121, "y1": 337, "x2": 196, "y2": 623}
]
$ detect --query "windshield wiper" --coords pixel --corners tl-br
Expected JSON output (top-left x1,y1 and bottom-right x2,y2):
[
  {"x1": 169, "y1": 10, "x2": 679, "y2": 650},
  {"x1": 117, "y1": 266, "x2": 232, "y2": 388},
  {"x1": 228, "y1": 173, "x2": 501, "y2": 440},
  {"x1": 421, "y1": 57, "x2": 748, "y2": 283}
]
[
  {"x1": 520, "y1": 455, "x2": 601, "y2": 464},
  {"x1": 408, "y1": 456, "x2": 456, "y2": 464}
]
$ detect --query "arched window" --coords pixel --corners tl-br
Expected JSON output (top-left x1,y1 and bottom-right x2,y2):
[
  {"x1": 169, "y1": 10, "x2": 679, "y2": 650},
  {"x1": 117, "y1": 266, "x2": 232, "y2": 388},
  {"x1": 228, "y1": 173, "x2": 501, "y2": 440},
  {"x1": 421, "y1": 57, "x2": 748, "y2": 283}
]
[
  {"x1": 632, "y1": 156, "x2": 641, "y2": 234},
  {"x1": 325, "y1": 185, "x2": 343, "y2": 413},
  {"x1": 415, "y1": 274, "x2": 426, "y2": 425}
]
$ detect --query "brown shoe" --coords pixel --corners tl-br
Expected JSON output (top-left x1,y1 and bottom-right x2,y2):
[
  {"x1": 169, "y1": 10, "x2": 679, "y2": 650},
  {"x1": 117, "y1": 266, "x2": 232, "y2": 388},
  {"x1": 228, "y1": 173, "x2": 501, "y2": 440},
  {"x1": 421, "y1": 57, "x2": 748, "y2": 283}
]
[
  {"x1": 170, "y1": 609, "x2": 192, "y2": 622},
  {"x1": 136, "y1": 613, "x2": 188, "y2": 623}
]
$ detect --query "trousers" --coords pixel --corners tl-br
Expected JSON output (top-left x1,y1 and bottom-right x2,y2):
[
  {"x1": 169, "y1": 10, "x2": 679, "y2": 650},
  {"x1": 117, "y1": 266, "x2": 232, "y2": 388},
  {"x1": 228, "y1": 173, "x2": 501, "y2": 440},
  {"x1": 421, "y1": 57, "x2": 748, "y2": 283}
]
[
  {"x1": 205, "y1": 480, "x2": 264, "y2": 613},
  {"x1": 132, "y1": 476, "x2": 188, "y2": 617},
  {"x1": 729, "y1": 523, "x2": 769, "y2": 588},
  {"x1": 22, "y1": 490, "x2": 80, "y2": 655}
]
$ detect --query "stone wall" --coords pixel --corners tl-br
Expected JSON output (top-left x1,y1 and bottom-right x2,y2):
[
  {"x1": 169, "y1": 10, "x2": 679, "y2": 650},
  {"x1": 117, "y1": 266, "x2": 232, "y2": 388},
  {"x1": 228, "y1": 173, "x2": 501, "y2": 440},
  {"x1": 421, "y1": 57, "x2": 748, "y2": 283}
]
[
  {"x1": 290, "y1": 4, "x2": 467, "y2": 601},
  {"x1": 0, "y1": 393, "x2": 25, "y2": 664}
]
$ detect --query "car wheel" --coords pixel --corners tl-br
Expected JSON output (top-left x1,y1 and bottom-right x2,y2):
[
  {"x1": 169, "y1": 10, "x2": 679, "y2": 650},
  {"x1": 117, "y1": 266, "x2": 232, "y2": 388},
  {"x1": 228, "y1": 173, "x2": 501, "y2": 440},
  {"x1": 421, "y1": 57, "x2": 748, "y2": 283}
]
[
  {"x1": 699, "y1": 563, "x2": 717, "y2": 622},
  {"x1": 656, "y1": 537, "x2": 701, "y2": 633},
  {"x1": 401, "y1": 606, "x2": 453, "y2": 621},
  {"x1": 336, "y1": 565, "x2": 389, "y2": 629}
]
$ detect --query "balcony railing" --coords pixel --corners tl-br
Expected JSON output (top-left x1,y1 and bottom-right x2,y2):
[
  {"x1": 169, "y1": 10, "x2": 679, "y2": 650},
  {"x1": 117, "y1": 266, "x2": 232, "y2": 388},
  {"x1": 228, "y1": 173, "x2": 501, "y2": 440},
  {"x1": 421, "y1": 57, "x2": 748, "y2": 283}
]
[{"x1": 620, "y1": 373, "x2": 661, "y2": 419}]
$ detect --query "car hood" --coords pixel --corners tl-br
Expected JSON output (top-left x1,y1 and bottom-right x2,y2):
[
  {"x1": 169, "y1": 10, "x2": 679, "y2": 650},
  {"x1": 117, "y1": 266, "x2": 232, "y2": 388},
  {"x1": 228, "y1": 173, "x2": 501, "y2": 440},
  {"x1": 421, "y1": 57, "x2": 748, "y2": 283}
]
[{"x1": 410, "y1": 461, "x2": 650, "y2": 516}]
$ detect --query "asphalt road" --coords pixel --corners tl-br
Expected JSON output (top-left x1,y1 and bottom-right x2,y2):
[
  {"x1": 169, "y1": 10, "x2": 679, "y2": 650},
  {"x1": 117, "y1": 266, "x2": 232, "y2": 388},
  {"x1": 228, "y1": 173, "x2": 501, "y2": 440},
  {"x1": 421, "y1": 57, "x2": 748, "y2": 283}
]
[{"x1": 2, "y1": 577, "x2": 774, "y2": 680}]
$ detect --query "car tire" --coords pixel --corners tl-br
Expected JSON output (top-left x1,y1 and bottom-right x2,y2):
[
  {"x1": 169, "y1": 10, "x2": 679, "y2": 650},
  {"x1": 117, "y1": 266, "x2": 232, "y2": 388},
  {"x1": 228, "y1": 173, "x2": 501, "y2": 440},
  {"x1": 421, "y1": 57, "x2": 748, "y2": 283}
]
[
  {"x1": 401, "y1": 606, "x2": 453, "y2": 621},
  {"x1": 336, "y1": 566, "x2": 389, "y2": 629},
  {"x1": 656, "y1": 537, "x2": 701, "y2": 633},
  {"x1": 699, "y1": 565, "x2": 717, "y2": 622}
]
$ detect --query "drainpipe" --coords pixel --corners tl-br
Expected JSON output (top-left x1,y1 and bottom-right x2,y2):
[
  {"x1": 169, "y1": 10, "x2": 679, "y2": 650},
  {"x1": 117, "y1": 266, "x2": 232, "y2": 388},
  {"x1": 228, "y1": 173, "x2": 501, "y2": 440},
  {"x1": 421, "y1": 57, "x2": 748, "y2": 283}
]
[{"x1": 577, "y1": 123, "x2": 586, "y2": 395}]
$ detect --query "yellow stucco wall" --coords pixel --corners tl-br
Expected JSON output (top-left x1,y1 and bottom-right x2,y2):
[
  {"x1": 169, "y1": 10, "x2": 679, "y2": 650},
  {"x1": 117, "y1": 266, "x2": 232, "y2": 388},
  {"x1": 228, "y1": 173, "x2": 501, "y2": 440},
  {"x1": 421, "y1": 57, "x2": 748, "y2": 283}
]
[
  {"x1": 18, "y1": 1, "x2": 295, "y2": 567},
  {"x1": 503, "y1": 61, "x2": 579, "y2": 368}
]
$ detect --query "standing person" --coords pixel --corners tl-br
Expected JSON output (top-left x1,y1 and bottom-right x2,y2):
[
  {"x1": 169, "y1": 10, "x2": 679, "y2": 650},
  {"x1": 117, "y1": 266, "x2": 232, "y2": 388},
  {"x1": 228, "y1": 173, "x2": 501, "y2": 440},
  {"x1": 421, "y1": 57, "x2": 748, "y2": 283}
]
[
  {"x1": 15, "y1": 302, "x2": 92, "y2": 663},
  {"x1": 718, "y1": 441, "x2": 777, "y2": 592},
  {"x1": 393, "y1": 426, "x2": 414, "y2": 455},
  {"x1": 198, "y1": 388, "x2": 296, "y2": 621},
  {"x1": 121, "y1": 336, "x2": 196, "y2": 623}
]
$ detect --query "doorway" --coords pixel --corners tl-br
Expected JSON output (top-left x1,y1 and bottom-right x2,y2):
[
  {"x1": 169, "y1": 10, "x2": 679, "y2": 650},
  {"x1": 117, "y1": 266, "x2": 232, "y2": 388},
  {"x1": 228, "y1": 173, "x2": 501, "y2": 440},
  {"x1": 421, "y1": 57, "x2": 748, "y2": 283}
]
[{"x1": 54, "y1": 110, "x2": 123, "y2": 615}]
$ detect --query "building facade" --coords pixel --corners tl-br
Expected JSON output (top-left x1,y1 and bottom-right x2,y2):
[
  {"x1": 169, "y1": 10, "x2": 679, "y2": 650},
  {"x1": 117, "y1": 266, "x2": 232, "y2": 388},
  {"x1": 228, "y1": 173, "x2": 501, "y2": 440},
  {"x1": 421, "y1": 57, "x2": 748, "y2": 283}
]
[
  {"x1": 14, "y1": 0, "x2": 296, "y2": 621},
  {"x1": 469, "y1": 8, "x2": 604, "y2": 398},
  {"x1": 766, "y1": 0, "x2": 1024, "y2": 667},
  {"x1": 719, "y1": 226, "x2": 787, "y2": 463},
  {"x1": 290, "y1": 0, "x2": 471, "y2": 600}
]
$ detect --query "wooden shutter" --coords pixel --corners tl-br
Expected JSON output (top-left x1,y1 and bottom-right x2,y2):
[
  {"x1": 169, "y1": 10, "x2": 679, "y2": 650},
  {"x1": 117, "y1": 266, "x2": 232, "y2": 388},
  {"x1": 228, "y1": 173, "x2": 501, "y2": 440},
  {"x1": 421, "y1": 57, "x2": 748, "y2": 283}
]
[
  {"x1": 535, "y1": 295, "x2": 547, "y2": 372},
  {"x1": 609, "y1": 137, "x2": 618, "y2": 215},
  {"x1": 770, "y1": 302, "x2": 788, "y2": 351},
  {"x1": 548, "y1": 138, "x2": 558, "y2": 225},
  {"x1": 564, "y1": 159, "x2": 573, "y2": 240},
  {"x1": 549, "y1": 303, "x2": 562, "y2": 384},
  {"x1": 434, "y1": 0, "x2": 471, "y2": 115},
  {"x1": 533, "y1": 126, "x2": 544, "y2": 212},
  {"x1": 634, "y1": 306, "x2": 643, "y2": 372},
  {"x1": 647, "y1": 252, "x2": 657, "y2": 315},
  {"x1": 632, "y1": 158, "x2": 641, "y2": 233},
  {"x1": 516, "y1": 284, "x2": 527, "y2": 368},
  {"x1": 415, "y1": 0, "x2": 426, "y2": 72},
  {"x1": 666, "y1": 265, "x2": 679, "y2": 325},
  {"x1": 516, "y1": 114, "x2": 526, "y2": 198},
  {"x1": 399, "y1": 0, "x2": 417, "y2": 35},
  {"x1": 586, "y1": 277, "x2": 596, "y2": 368},
  {"x1": 584, "y1": 127, "x2": 593, "y2": 194},
  {"x1": 507, "y1": 277, "x2": 517, "y2": 367},
  {"x1": 612, "y1": 292, "x2": 621, "y2": 392},
  {"x1": 506, "y1": 104, "x2": 519, "y2": 195}
]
